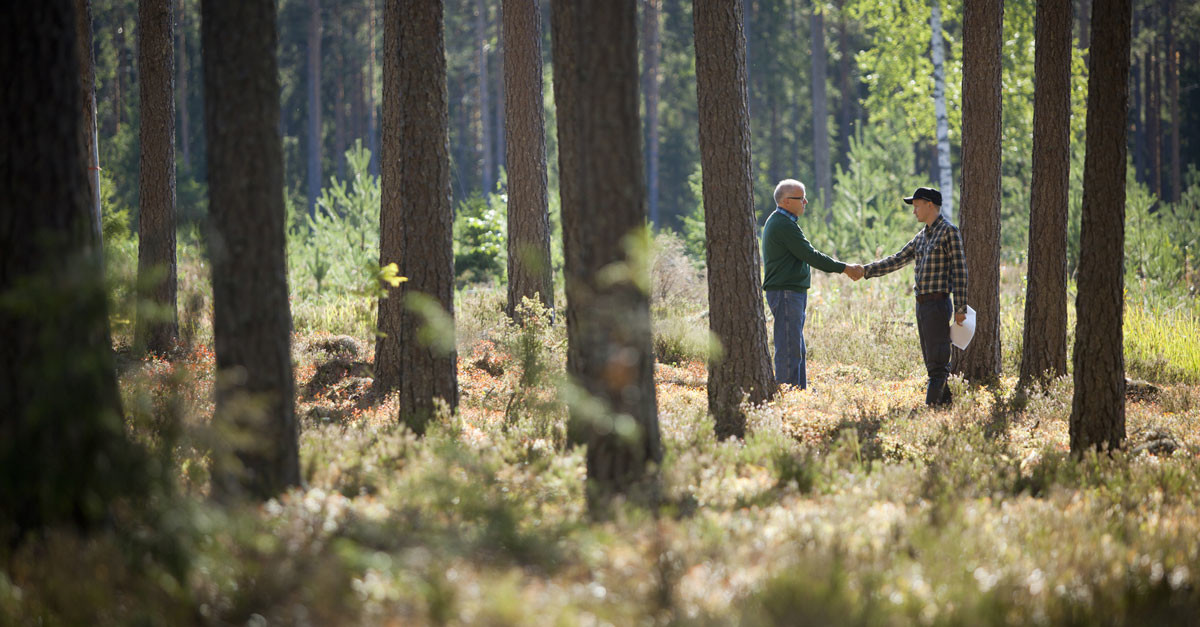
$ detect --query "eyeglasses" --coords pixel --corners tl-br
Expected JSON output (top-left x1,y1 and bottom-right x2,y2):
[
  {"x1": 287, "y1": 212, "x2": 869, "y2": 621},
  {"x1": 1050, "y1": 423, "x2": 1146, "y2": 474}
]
[{"x1": 787, "y1": 196, "x2": 807, "y2": 202}]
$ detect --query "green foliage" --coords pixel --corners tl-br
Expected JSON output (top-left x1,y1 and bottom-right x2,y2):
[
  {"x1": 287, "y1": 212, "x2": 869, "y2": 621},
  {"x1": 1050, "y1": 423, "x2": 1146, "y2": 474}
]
[
  {"x1": 819, "y1": 123, "x2": 927, "y2": 260},
  {"x1": 289, "y1": 142, "x2": 381, "y2": 297},
  {"x1": 453, "y1": 191, "x2": 507, "y2": 287}
]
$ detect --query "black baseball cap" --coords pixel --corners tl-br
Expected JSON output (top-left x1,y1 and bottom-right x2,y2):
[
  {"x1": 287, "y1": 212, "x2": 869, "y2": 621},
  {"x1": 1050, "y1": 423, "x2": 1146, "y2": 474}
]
[{"x1": 904, "y1": 187, "x2": 942, "y2": 206}]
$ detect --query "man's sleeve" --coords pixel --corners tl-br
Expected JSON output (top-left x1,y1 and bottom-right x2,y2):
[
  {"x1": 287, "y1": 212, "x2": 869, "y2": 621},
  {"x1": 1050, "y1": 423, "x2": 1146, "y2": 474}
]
[
  {"x1": 864, "y1": 236, "x2": 916, "y2": 278},
  {"x1": 782, "y1": 224, "x2": 846, "y2": 273},
  {"x1": 948, "y1": 227, "x2": 969, "y2": 314}
]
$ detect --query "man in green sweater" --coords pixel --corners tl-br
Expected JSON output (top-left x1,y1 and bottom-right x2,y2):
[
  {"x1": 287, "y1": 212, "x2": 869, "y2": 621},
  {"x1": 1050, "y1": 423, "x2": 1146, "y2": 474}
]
[{"x1": 762, "y1": 179, "x2": 862, "y2": 389}]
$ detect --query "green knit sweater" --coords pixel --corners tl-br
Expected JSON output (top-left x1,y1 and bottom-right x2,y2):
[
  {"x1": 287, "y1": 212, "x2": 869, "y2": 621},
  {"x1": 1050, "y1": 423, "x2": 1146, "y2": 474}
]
[{"x1": 761, "y1": 208, "x2": 845, "y2": 292}]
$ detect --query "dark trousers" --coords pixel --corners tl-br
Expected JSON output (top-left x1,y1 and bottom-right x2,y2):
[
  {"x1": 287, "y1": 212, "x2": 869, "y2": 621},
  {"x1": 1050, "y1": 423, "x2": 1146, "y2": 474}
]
[
  {"x1": 766, "y1": 289, "x2": 807, "y2": 388},
  {"x1": 916, "y1": 297, "x2": 952, "y2": 406}
]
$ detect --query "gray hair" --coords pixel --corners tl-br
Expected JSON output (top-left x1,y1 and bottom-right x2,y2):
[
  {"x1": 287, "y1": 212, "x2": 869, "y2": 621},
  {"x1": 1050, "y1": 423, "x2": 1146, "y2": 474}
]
[{"x1": 773, "y1": 179, "x2": 805, "y2": 205}]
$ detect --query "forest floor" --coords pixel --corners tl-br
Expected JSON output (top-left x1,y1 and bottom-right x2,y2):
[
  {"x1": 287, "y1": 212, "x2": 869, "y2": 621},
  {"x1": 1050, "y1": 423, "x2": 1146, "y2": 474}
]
[{"x1": 5, "y1": 270, "x2": 1200, "y2": 625}]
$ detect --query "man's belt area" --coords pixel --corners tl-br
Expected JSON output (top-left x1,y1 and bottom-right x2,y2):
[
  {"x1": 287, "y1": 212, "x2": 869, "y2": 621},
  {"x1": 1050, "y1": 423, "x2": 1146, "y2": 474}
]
[{"x1": 915, "y1": 291, "x2": 949, "y2": 304}]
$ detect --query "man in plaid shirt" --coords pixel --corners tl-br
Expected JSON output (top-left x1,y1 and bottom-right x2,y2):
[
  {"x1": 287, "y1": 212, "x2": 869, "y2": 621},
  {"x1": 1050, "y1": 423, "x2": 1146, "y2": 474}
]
[{"x1": 861, "y1": 187, "x2": 968, "y2": 407}]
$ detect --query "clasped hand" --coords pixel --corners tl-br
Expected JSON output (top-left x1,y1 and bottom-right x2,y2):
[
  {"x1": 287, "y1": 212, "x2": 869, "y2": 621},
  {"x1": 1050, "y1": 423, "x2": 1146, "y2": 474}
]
[{"x1": 843, "y1": 264, "x2": 864, "y2": 281}]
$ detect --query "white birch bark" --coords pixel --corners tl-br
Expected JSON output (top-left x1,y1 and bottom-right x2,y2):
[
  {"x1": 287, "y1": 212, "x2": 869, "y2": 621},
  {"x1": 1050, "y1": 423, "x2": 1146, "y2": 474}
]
[{"x1": 932, "y1": 0, "x2": 954, "y2": 220}]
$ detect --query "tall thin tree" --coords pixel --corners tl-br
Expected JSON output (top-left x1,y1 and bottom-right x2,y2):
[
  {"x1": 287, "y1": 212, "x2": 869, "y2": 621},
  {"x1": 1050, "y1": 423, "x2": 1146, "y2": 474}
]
[
  {"x1": 642, "y1": 0, "x2": 662, "y2": 227},
  {"x1": 955, "y1": 0, "x2": 1003, "y2": 383},
  {"x1": 2, "y1": 0, "x2": 147, "y2": 542},
  {"x1": 306, "y1": 0, "x2": 322, "y2": 215},
  {"x1": 176, "y1": 0, "x2": 191, "y2": 170},
  {"x1": 75, "y1": 0, "x2": 103, "y2": 246},
  {"x1": 550, "y1": 0, "x2": 662, "y2": 501},
  {"x1": 1071, "y1": 0, "x2": 1130, "y2": 454},
  {"x1": 503, "y1": 0, "x2": 553, "y2": 317},
  {"x1": 931, "y1": 0, "x2": 954, "y2": 220},
  {"x1": 137, "y1": 0, "x2": 179, "y2": 355},
  {"x1": 1019, "y1": 0, "x2": 1072, "y2": 388},
  {"x1": 375, "y1": 0, "x2": 458, "y2": 433},
  {"x1": 202, "y1": 0, "x2": 300, "y2": 499},
  {"x1": 477, "y1": 0, "x2": 495, "y2": 194},
  {"x1": 1165, "y1": 0, "x2": 1181, "y2": 203},
  {"x1": 810, "y1": 1, "x2": 832, "y2": 210},
  {"x1": 694, "y1": 0, "x2": 778, "y2": 440}
]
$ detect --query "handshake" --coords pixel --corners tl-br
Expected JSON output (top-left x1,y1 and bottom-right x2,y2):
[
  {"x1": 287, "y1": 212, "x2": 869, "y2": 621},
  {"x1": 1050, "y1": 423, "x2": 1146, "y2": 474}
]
[{"x1": 843, "y1": 264, "x2": 865, "y2": 281}]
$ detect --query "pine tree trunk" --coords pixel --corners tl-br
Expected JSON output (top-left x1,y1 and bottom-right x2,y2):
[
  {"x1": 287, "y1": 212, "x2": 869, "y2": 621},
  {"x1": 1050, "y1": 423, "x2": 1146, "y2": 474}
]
[
  {"x1": 75, "y1": 0, "x2": 103, "y2": 247},
  {"x1": 202, "y1": 0, "x2": 300, "y2": 500},
  {"x1": 1019, "y1": 0, "x2": 1072, "y2": 388},
  {"x1": 836, "y1": 1, "x2": 855, "y2": 172},
  {"x1": 955, "y1": 0, "x2": 1003, "y2": 383},
  {"x1": 931, "y1": 0, "x2": 954, "y2": 220},
  {"x1": 1165, "y1": 0, "x2": 1181, "y2": 203},
  {"x1": 642, "y1": 0, "x2": 662, "y2": 227},
  {"x1": 137, "y1": 0, "x2": 179, "y2": 355},
  {"x1": 112, "y1": 16, "x2": 125, "y2": 135},
  {"x1": 810, "y1": 1, "x2": 832, "y2": 211},
  {"x1": 494, "y1": 6, "x2": 506, "y2": 181},
  {"x1": 694, "y1": 0, "x2": 778, "y2": 440},
  {"x1": 1, "y1": 0, "x2": 146, "y2": 543},
  {"x1": 503, "y1": 0, "x2": 553, "y2": 317},
  {"x1": 306, "y1": 0, "x2": 322, "y2": 215},
  {"x1": 477, "y1": 0, "x2": 494, "y2": 194},
  {"x1": 1071, "y1": 0, "x2": 1129, "y2": 455},
  {"x1": 1147, "y1": 29, "x2": 1161, "y2": 197},
  {"x1": 334, "y1": 11, "x2": 346, "y2": 180},
  {"x1": 367, "y1": 0, "x2": 379, "y2": 176},
  {"x1": 1131, "y1": 43, "x2": 1144, "y2": 183},
  {"x1": 550, "y1": 0, "x2": 661, "y2": 502},
  {"x1": 177, "y1": 0, "x2": 191, "y2": 170},
  {"x1": 375, "y1": 0, "x2": 458, "y2": 433},
  {"x1": 1076, "y1": 0, "x2": 1091, "y2": 54}
]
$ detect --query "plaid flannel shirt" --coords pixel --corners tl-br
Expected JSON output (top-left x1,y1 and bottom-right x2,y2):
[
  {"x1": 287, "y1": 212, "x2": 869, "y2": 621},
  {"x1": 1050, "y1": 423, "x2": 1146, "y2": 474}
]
[{"x1": 864, "y1": 216, "x2": 969, "y2": 314}]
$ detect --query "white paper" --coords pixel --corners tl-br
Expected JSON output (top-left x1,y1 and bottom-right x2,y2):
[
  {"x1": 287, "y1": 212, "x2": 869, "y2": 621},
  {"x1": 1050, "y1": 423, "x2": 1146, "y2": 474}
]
[{"x1": 950, "y1": 305, "x2": 976, "y2": 350}]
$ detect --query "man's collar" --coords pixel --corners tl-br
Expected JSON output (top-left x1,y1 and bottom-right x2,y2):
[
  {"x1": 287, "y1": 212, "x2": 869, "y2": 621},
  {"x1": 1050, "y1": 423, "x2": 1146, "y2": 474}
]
[{"x1": 775, "y1": 207, "x2": 798, "y2": 222}]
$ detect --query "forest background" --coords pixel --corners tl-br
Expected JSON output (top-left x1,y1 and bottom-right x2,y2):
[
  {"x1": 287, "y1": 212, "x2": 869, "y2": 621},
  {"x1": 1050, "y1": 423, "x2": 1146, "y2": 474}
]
[
  {"x1": 93, "y1": 0, "x2": 1200, "y2": 301},
  {"x1": 7, "y1": 0, "x2": 1200, "y2": 624}
]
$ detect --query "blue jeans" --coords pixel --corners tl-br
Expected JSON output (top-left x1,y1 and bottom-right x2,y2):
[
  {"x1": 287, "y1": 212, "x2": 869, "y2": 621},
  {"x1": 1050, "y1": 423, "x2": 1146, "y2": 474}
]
[
  {"x1": 766, "y1": 290, "x2": 807, "y2": 388},
  {"x1": 917, "y1": 298, "x2": 953, "y2": 406}
]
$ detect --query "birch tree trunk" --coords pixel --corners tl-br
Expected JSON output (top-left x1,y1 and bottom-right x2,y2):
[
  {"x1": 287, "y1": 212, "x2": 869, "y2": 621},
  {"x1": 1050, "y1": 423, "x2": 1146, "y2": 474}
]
[{"x1": 931, "y1": 0, "x2": 954, "y2": 220}]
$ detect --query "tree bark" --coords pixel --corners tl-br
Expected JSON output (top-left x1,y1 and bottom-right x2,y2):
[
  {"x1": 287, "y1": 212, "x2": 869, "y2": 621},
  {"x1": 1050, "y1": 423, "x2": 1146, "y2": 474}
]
[
  {"x1": 137, "y1": 0, "x2": 179, "y2": 355},
  {"x1": 1165, "y1": 0, "x2": 1181, "y2": 203},
  {"x1": 367, "y1": 0, "x2": 379, "y2": 176},
  {"x1": 836, "y1": 0, "x2": 856, "y2": 172},
  {"x1": 1070, "y1": 0, "x2": 1129, "y2": 455},
  {"x1": 75, "y1": 0, "x2": 103, "y2": 247},
  {"x1": 1147, "y1": 24, "x2": 1161, "y2": 198},
  {"x1": 694, "y1": 0, "x2": 778, "y2": 440},
  {"x1": 375, "y1": 0, "x2": 458, "y2": 433},
  {"x1": 643, "y1": 0, "x2": 662, "y2": 227},
  {"x1": 177, "y1": 0, "x2": 191, "y2": 170},
  {"x1": 931, "y1": 0, "x2": 954, "y2": 220},
  {"x1": 503, "y1": 0, "x2": 554, "y2": 317},
  {"x1": 810, "y1": 1, "x2": 832, "y2": 211},
  {"x1": 202, "y1": 0, "x2": 300, "y2": 500},
  {"x1": 955, "y1": 0, "x2": 1003, "y2": 383},
  {"x1": 1019, "y1": 0, "x2": 1072, "y2": 388},
  {"x1": 550, "y1": 0, "x2": 661, "y2": 501},
  {"x1": 306, "y1": 0, "x2": 322, "y2": 215},
  {"x1": 494, "y1": 4, "x2": 506, "y2": 182},
  {"x1": 1, "y1": 0, "x2": 144, "y2": 542},
  {"x1": 334, "y1": 9, "x2": 347, "y2": 180},
  {"x1": 477, "y1": 0, "x2": 494, "y2": 194}
]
